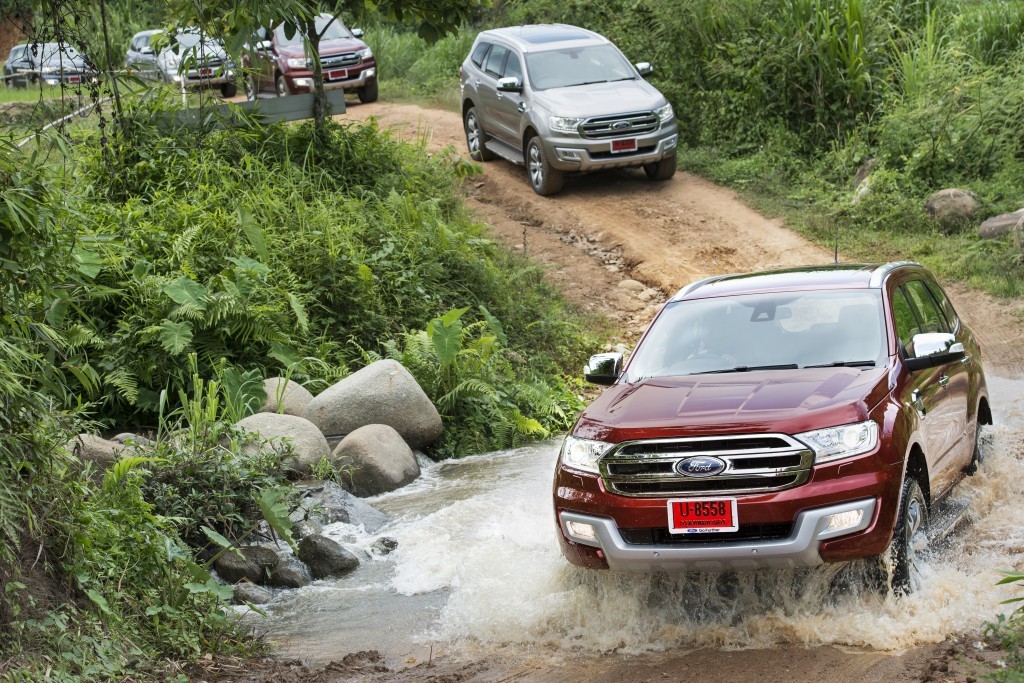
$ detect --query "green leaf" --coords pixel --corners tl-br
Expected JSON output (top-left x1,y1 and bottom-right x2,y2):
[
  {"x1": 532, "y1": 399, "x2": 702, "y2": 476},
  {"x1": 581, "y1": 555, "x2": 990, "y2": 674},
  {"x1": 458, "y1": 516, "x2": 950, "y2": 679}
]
[
  {"x1": 430, "y1": 319, "x2": 463, "y2": 366},
  {"x1": 440, "y1": 306, "x2": 470, "y2": 327},
  {"x1": 269, "y1": 342, "x2": 301, "y2": 369},
  {"x1": 227, "y1": 255, "x2": 271, "y2": 278},
  {"x1": 107, "y1": 456, "x2": 163, "y2": 484},
  {"x1": 163, "y1": 276, "x2": 208, "y2": 311},
  {"x1": 258, "y1": 488, "x2": 297, "y2": 551},
  {"x1": 288, "y1": 293, "x2": 309, "y2": 332},
  {"x1": 478, "y1": 305, "x2": 507, "y2": 346},
  {"x1": 158, "y1": 319, "x2": 193, "y2": 354},
  {"x1": 86, "y1": 588, "x2": 113, "y2": 616},
  {"x1": 201, "y1": 526, "x2": 244, "y2": 559},
  {"x1": 73, "y1": 247, "x2": 104, "y2": 278},
  {"x1": 238, "y1": 207, "x2": 269, "y2": 263}
]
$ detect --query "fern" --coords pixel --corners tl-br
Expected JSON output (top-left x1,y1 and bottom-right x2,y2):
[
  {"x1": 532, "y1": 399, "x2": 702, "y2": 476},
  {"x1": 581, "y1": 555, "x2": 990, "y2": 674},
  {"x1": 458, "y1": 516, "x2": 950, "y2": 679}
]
[{"x1": 106, "y1": 366, "x2": 140, "y2": 404}]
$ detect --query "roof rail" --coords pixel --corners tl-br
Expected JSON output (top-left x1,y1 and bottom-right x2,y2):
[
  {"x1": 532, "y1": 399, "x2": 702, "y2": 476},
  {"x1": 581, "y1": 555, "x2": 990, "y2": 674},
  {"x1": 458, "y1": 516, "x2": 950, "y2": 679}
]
[
  {"x1": 671, "y1": 273, "x2": 735, "y2": 301},
  {"x1": 868, "y1": 261, "x2": 922, "y2": 288}
]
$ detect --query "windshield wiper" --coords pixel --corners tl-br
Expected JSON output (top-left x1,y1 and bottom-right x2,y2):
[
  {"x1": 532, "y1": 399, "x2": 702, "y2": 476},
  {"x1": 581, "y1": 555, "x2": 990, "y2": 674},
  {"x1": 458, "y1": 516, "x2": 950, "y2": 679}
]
[
  {"x1": 696, "y1": 364, "x2": 799, "y2": 375},
  {"x1": 802, "y1": 360, "x2": 876, "y2": 369},
  {"x1": 568, "y1": 80, "x2": 609, "y2": 87}
]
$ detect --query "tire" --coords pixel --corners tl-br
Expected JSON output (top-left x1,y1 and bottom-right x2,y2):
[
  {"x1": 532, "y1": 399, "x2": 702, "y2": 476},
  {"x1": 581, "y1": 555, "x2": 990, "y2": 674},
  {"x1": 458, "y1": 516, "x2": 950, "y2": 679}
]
[
  {"x1": 220, "y1": 82, "x2": 237, "y2": 98},
  {"x1": 463, "y1": 107, "x2": 494, "y2": 162},
  {"x1": 357, "y1": 79, "x2": 378, "y2": 103},
  {"x1": 644, "y1": 152, "x2": 677, "y2": 181},
  {"x1": 885, "y1": 476, "x2": 928, "y2": 595},
  {"x1": 965, "y1": 422, "x2": 987, "y2": 476},
  {"x1": 244, "y1": 75, "x2": 258, "y2": 101},
  {"x1": 275, "y1": 73, "x2": 290, "y2": 97},
  {"x1": 526, "y1": 135, "x2": 564, "y2": 196}
]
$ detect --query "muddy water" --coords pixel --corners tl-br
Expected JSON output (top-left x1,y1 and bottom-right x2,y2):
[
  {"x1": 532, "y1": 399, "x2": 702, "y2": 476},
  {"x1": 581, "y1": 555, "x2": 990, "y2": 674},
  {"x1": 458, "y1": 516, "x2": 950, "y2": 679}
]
[{"x1": 258, "y1": 375, "x2": 1024, "y2": 666}]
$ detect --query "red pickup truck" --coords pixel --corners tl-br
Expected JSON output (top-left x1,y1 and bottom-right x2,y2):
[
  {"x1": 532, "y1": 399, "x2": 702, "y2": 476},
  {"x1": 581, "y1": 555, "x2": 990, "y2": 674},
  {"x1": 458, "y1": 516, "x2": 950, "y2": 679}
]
[{"x1": 554, "y1": 262, "x2": 991, "y2": 593}]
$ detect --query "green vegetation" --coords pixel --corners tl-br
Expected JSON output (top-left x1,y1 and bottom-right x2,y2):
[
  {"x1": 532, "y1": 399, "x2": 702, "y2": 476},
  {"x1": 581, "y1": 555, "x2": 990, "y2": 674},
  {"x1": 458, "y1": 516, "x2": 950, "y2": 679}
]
[{"x1": 985, "y1": 571, "x2": 1024, "y2": 681}]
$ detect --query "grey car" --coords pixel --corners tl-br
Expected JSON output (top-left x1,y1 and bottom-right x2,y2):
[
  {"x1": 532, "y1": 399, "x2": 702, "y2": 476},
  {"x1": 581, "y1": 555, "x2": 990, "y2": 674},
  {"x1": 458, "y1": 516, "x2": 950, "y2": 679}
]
[
  {"x1": 4, "y1": 42, "x2": 93, "y2": 88},
  {"x1": 460, "y1": 24, "x2": 679, "y2": 196},
  {"x1": 125, "y1": 29, "x2": 162, "y2": 78},
  {"x1": 156, "y1": 30, "x2": 237, "y2": 97}
]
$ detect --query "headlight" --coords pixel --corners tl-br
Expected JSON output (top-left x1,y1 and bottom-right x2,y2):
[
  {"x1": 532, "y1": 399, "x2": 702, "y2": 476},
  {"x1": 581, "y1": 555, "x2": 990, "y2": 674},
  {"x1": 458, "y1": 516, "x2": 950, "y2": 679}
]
[
  {"x1": 655, "y1": 103, "x2": 674, "y2": 123},
  {"x1": 41, "y1": 66, "x2": 59, "y2": 74},
  {"x1": 286, "y1": 57, "x2": 307, "y2": 68},
  {"x1": 357, "y1": 47, "x2": 372, "y2": 60},
  {"x1": 560, "y1": 436, "x2": 611, "y2": 474},
  {"x1": 796, "y1": 421, "x2": 879, "y2": 464},
  {"x1": 549, "y1": 116, "x2": 584, "y2": 134}
]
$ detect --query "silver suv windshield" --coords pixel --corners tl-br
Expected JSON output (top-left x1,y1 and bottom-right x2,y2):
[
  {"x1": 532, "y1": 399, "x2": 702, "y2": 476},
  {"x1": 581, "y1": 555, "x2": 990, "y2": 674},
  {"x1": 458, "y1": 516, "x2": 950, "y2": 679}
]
[
  {"x1": 625, "y1": 289, "x2": 887, "y2": 380},
  {"x1": 525, "y1": 44, "x2": 635, "y2": 90}
]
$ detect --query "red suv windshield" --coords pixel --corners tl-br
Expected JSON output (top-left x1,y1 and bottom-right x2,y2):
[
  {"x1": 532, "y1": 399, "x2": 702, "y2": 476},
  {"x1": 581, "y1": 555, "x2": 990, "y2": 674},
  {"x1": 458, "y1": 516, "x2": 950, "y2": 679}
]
[{"x1": 625, "y1": 289, "x2": 887, "y2": 379}]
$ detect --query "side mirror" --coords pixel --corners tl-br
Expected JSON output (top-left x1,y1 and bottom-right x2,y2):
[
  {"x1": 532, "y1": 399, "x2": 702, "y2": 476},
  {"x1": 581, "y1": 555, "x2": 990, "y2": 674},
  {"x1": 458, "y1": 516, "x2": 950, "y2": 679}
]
[
  {"x1": 496, "y1": 76, "x2": 522, "y2": 93},
  {"x1": 635, "y1": 62, "x2": 653, "y2": 78},
  {"x1": 584, "y1": 352, "x2": 623, "y2": 386},
  {"x1": 352, "y1": 28, "x2": 364, "y2": 38},
  {"x1": 257, "y1": 40, "x2": 272, "y2": 52},
  {"x1": 905, "y1": 332, "x2": 965, "y2": 371}
]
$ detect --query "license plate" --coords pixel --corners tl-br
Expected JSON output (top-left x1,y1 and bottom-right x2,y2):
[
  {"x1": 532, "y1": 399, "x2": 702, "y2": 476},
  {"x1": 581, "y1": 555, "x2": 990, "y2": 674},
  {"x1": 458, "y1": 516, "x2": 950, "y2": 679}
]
[
  {"x1": 611, "y1": 138, "x2": 638, "y2": 153},
  {"x1": 68, "y1": 76, "x2": 80, "y2": 83},
  {"x1": 328, "y1": 69, "x2": 348, "y2": 81},
  {"x1": 199, "y1": 68, "x2": 213, "y2": 76},
  {"x1": 667, "y1": 498, "x2": 738, "y2": 534}
]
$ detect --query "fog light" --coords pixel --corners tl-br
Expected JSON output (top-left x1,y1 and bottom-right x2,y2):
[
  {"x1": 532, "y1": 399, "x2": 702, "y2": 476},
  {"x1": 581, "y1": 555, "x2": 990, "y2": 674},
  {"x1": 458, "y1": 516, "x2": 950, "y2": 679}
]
[
  {"x1": 556, "y1": 147, "x2": 583, "y2": 161},
  {"x1": 293, "y1": 78, "x2": 313, "y2": 88},
  {"x1": 566, "y1": 520, "x2": 598, "y2": 543},
  {"x1": 664, "y1": 135, "x2": 678, "y2": 151},
  {"x1": 824, "y1": 509, "x2": 864, "y2": 533},
  {"x1": 364, "y1": 67, "x2": 376, "y2": 79}
]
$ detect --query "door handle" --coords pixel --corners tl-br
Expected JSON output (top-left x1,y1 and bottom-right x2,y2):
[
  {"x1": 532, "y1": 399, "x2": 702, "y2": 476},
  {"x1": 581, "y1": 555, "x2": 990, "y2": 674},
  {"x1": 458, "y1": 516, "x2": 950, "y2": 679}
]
[
  {"x1": 517, "y1": 102, "x2": 526, "y2": 112},
  {"x1": 961, "y1": 355, "x2": 972, "y2": 367},
  {"x1": 938, "y1": 375, "x2": 949, "y2": 388},
  {"x1": 911, "y1": 389, "x2": 926, "y2": 416},
  {"x1": 475, "y1": 79, "x2": 481, "y2": 86}
]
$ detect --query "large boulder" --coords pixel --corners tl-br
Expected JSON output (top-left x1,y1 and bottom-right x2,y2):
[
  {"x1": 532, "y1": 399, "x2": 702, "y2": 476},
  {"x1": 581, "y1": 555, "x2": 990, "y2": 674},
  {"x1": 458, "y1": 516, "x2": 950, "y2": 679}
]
[
  {"x1": 236, "y1": 413, "x2": 330, "y2": 474},
  {"x1": 295, "y1": 481, "x2": 390, "y2": 532},
  {"x1": 233, "y1": 582, "x2": 274, "y2": 605},
  {"x1": 301, "y1": 359, "x2": 442, "y2": 449},
  {"x1": 67, "y1": 434, "x2": 124, "y2": 468},
  {"x1": 267, "y1": 557, "x2": 312, "y2": 589},
  {"x1": 924, "y1": 188, "x2": 981, "y2": 232},
  {"x1": 297, "y1": 534, "x2": 360, "y2": 579},
  {"x1": 332, "y1": 424, "x2": 420, "y2": 497},
  {"x1": 979, "y1": 210, "x2": 1024, "y2": 240},
  {"x1": 260, "y1": 377, "x2": 314, "y2": 416},
  {"x1": 215, "y1": 548, "x2": 263, "y2": 584}
]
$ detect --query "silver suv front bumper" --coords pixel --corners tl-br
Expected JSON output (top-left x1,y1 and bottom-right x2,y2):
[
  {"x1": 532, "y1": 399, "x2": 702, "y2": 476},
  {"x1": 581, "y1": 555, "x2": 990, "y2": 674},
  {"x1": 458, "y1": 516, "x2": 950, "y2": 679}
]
[
  {"x1": 558, "y1": 498, "x2": 877, "y2": 571},
  {"x1": 543, "y1": 128, "x2": 679, "y2": 172}
]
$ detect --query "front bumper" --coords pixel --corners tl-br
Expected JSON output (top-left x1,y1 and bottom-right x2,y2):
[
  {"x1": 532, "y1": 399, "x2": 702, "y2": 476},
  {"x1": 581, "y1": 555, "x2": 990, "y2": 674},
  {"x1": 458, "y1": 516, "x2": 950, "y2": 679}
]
[
  {"x1": 541, "y1": 122, "x2": 679, "y2": 172},
  {"x1": 286, "y1": 66, "x2": 376, "y2": 93},
  {"x1": 559, "y1": 498, "x2": 877, "y2": 571}
]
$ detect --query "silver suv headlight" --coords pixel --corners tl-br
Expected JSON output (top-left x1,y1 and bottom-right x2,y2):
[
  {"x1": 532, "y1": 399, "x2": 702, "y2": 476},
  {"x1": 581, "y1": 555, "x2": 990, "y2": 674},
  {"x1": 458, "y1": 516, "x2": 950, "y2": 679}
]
[
  {"x1": 796, "y1": 420, "x2": 879, "y2": 464},
  {"x1": 560, "y1": 436, "x2": 611, "y2": 474},
  {"x1": 286, "y1": 57, "x2": 307, "y2": 68},
  {"x1": 549, "y1": 116, "x2": 585, "y2": 134},
  {"x1": 655, "y1": 103, "x2": 674, "y2": 123}
]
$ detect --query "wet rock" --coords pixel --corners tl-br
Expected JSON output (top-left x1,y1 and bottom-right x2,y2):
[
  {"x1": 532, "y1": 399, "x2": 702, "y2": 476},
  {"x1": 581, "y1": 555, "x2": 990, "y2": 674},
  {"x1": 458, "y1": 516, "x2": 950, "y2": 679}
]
[
  {"x1": 233, "y1": 581, "x2": 273, "y2": 605},
  {"x1": 332, "y1": 424, "x2": 420, "y2": 497},
  {"x1": 110, "y1": 432, "x2": 154, "y2": 447},
  {"x1": 372, "y1": 537, "x2": 398, "y2": 556},
  {"x1": 260, "y1": 377, "x2": 314, "y2": 416},
  {"x1": 296, "y1": 481, "x2": 389, "y2": 533},
  {"x1": 978, "y1": 209, "x2": 1024, "y2": 239},
  {"x1": 236, "y1": 413, "x2": 330, "y2": 474},
  {"x1": 242, "y1": 546, "x2": 279, "y2": 576},
  {"x1": 267, "y1": 557, "x2": 312, "y2": 589},
  {"x1": 924, "y1": 188, "x2": 981, "y2": 233},
  {"x1": 302, "y1": 359, "x2": 442, "y2": 449},
  {"x1": 214, "y1": 549, "x2": 263, "y2": 584},
  {"x1": 297, "y1": 534, "x2": 360, "y2": 579},
  {"x1": 618, "y1": 279, "x2": 645, "y2": 292},
  {"x1": 67, "y1": 434, "x2": 124, "y2": 468}
]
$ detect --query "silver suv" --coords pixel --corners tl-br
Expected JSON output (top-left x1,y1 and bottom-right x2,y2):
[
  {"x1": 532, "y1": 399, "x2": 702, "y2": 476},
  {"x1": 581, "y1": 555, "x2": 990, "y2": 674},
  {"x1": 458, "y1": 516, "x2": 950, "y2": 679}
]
[{"x1": 460, "y1": 24, "x2": 679, "y2": 196}]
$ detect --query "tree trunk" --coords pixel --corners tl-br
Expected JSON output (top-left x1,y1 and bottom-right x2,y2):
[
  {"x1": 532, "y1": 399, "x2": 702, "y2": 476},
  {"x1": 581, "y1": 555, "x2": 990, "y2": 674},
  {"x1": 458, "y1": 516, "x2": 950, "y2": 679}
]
[{"x1": 303, "y1": 16, "x2": 327, "y2": 132}]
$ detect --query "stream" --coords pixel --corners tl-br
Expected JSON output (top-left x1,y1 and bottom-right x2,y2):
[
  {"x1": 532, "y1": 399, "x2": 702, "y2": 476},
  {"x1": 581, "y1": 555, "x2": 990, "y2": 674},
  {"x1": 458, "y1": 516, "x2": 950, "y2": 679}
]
[{"x1": 247, "y1": 375, "x2": 1024, "y2": 668}]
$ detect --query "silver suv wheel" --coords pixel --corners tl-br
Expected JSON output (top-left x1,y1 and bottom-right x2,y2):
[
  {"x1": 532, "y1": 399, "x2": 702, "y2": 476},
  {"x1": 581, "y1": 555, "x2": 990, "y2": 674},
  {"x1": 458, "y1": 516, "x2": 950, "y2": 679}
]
[
  {"x1": 464, "y1": 107, "x2": 493, "y2": 161},
  {"x1": 526, "y1": 136, "x2": 563, "y2": 196}
]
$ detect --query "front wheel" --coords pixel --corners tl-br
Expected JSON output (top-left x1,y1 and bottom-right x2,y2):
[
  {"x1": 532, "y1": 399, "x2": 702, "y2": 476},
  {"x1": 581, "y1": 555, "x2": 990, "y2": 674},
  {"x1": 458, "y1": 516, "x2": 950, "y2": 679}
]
[
  {"x1": 357, "y1": 79, "x2": 378, "y2": 103},
  {"x1": 275, "y1": 73, "x2": 290, "y2": 97},
  {"x1": 885, "y1": 477, "x2": 929, "y2": 594},
  {"x1": 463, "y1": 107, "x2": 494, "y2": 161},
  {"x1": 526, "y1": 136, "x2": 564, "y2": 196},
  {"x1": 220, "y1": 82, "x2": 237, "y2": 98},
  {"x1": 643, "y1": 152, "x2": 677, "y2": 181}
]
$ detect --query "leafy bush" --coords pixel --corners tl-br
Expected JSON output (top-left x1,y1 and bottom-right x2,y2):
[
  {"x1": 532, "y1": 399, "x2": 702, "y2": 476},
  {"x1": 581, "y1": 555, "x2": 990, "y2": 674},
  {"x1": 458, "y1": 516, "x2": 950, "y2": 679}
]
[{"x1": 984, "y1": 570, "x2": 1024, "y2": 681}]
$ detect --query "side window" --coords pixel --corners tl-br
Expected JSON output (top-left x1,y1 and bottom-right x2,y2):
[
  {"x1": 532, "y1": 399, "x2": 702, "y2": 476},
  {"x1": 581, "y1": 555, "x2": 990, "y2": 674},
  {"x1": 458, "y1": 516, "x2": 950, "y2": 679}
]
[
  {"x1": 924, "y1": 280, "x2": 959, "y2": 331},
  {"x1": 504, "y1": 53, "x2": 523, "y2": 82},
  {"x1": 10, "y1": 46, "x2": 24, "y2": 61},
  {"x1": 130, "y1": 37, "x2": 140, "y2": 51},
  {"x1": 891, "y1": 288, "x2": 921, "y2": 352},
  {"x1": 904, "y1": 280, "x2": 948, "y2": 334},
  {"x1": 470, "y1": 42, "x2": 489, "y2": 68},
  {"x1": 482, "y1": 44, "x2": 509, "y2": 79}
]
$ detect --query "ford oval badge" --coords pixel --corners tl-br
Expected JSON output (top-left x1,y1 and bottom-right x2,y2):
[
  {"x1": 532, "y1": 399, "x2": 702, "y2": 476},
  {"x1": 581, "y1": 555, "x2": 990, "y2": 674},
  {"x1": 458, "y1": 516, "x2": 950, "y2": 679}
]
[
  {"x1": 675, "y1": 456, "x2": 727, "y2": 477},
  {"x1": 612, "y1": 121, "x2": 632, "y2": 130}
]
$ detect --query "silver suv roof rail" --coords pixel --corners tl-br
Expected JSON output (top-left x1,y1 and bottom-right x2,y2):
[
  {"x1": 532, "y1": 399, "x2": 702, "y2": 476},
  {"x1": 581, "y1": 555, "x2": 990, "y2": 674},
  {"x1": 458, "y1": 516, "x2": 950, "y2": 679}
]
[
  {"x1": 868, "y1": 261, "x2": 922, "y2": 288},
  {"x1": 670, "y1": 274, "x2": 735, "y2": 301}
]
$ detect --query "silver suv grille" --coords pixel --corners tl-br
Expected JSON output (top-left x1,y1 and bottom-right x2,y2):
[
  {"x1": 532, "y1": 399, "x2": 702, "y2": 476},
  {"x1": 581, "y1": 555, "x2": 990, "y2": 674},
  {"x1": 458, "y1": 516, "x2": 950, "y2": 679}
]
[
  {"x1": 599, "y1": 434, "x2": 813, "y2": 497},
  {"x1": 580, "y1": 111, "x2": 659, "y2": 139},
  {"x1": 322, "y1": 52, "x2": 360, "y2": 68}
]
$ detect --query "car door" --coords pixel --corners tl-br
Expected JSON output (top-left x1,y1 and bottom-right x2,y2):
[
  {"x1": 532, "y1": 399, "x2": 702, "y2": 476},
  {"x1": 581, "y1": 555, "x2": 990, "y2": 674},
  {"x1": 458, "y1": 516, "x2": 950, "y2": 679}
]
[
  {"x1": 492, "y1": 51, "x2": 527, "y2": 143},
  {"x1": 8, "y1": 45, "x2": 31, "y2": 86},
  {"x1": 900, "y1": 280, "x2": 969, "y2": 497},
  {"x1": 478, "y1": 43, "x2": 513, "y2": 145}
]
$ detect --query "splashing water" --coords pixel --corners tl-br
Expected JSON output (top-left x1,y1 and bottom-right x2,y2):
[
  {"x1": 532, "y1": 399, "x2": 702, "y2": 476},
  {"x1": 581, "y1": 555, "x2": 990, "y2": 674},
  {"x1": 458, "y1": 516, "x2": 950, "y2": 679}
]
[{"x1": 260, "y1": 375, "x2": 1024, "y2": 662}]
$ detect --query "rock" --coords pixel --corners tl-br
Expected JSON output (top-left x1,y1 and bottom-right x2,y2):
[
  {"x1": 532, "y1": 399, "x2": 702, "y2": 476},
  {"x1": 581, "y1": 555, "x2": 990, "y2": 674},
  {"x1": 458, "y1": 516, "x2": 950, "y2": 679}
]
[
  {"x1": 302, "y1": 359, "x2": 442, "y2": 449},
  {"x1": 291, "y1": 518, "x2": 323, "y2": 539},
  {"x1": 236, "y1": 413, "x2": 330, "y2": 474},
  {"x1": 67, "y1": 434, "x2": 123, "y2": 468},
  {"x1": 372, "y1": 537, "x2": 398, "y2": 556},
  {"x1": 260, "y1": 377, "x2": 314, "y2": 416},
  {"x1": 233, "y1": 582, "x2": 274, "y2": 605},
  {"x1": 332, "y1": 424, "x2": 420, "y2": 497},
  {"x1": 617, "y1": 279, "x2": 645, "y2": 292},
  {"x1": 214, "y1": 549, "x2": 263, "y2": 584},
  {"x1": 852, "y1": 158, "x2": 876, "y2": 189},
  {"x1": 297, "y1": 534, "x2": 360, "y2": 579},
  {"x1": 110, "y1": 432, "x2": 154, "y2": 447},
  {"x1": 978, "y1": 210, "x2": 1024, "y2": 239},
  {"x1": 241, "y1": 546, "x2": 279, "y2": 576},
  {"x1": 296, "y1": 481, "x2": 389, "y2": 533},
  {"x1": 924, "y1": 188, "x2": 981, "y2": 232},
  {"x1": 851, "y1": 176, "x2": 871, "y2": 205},
  {"x1": 637, "y1": 287, "x2": 660, "y2": 302},
  {"x1": 267, "y1": 557, "x2": 312, "y2": 589}
]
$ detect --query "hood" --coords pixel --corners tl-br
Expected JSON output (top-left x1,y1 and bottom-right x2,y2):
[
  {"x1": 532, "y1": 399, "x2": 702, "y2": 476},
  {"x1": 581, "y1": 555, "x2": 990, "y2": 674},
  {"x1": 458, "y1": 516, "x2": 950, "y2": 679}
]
[
  {"x1": 277, "y1": 36, "x2": 367, "y2": 59},
  {"x1": 534, "y1": 79, "x2": 665, "y2": 117},
  {"x1": 42, "y1": 55, "x2": 88, "y2": 69},
  {"x1": 574, "y1": 367, "x2": 891, "y2": 441}
]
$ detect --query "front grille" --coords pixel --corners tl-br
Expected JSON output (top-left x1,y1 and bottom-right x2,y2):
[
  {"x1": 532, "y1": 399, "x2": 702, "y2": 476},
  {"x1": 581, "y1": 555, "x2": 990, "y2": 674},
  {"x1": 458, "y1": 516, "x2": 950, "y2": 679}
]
[
  {"x1": 600, "y1": 434, "x2": 813, "y2": 497},
  {"x1": 589, "y1": 144, "x2": 657, "y2": 160},
  {"x1": 620, "y1": 522, "x2": 793, "y2": 546},
  {"x1": 321, "y1": 52, "x2": 360, "y2": 68},
  {"x1": 580, "y1": 111, "x2": 659, "y2": 139}
]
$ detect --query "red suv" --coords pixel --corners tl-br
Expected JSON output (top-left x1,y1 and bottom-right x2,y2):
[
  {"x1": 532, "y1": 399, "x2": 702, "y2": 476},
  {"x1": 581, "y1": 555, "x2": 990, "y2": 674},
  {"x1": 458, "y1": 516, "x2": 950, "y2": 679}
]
[
  {"x1": 554, "y1": 263, "x2": 991, "y2": 591},
  {"x1": 246, "y1": 13, "x2": 377, "y2": 102}
]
